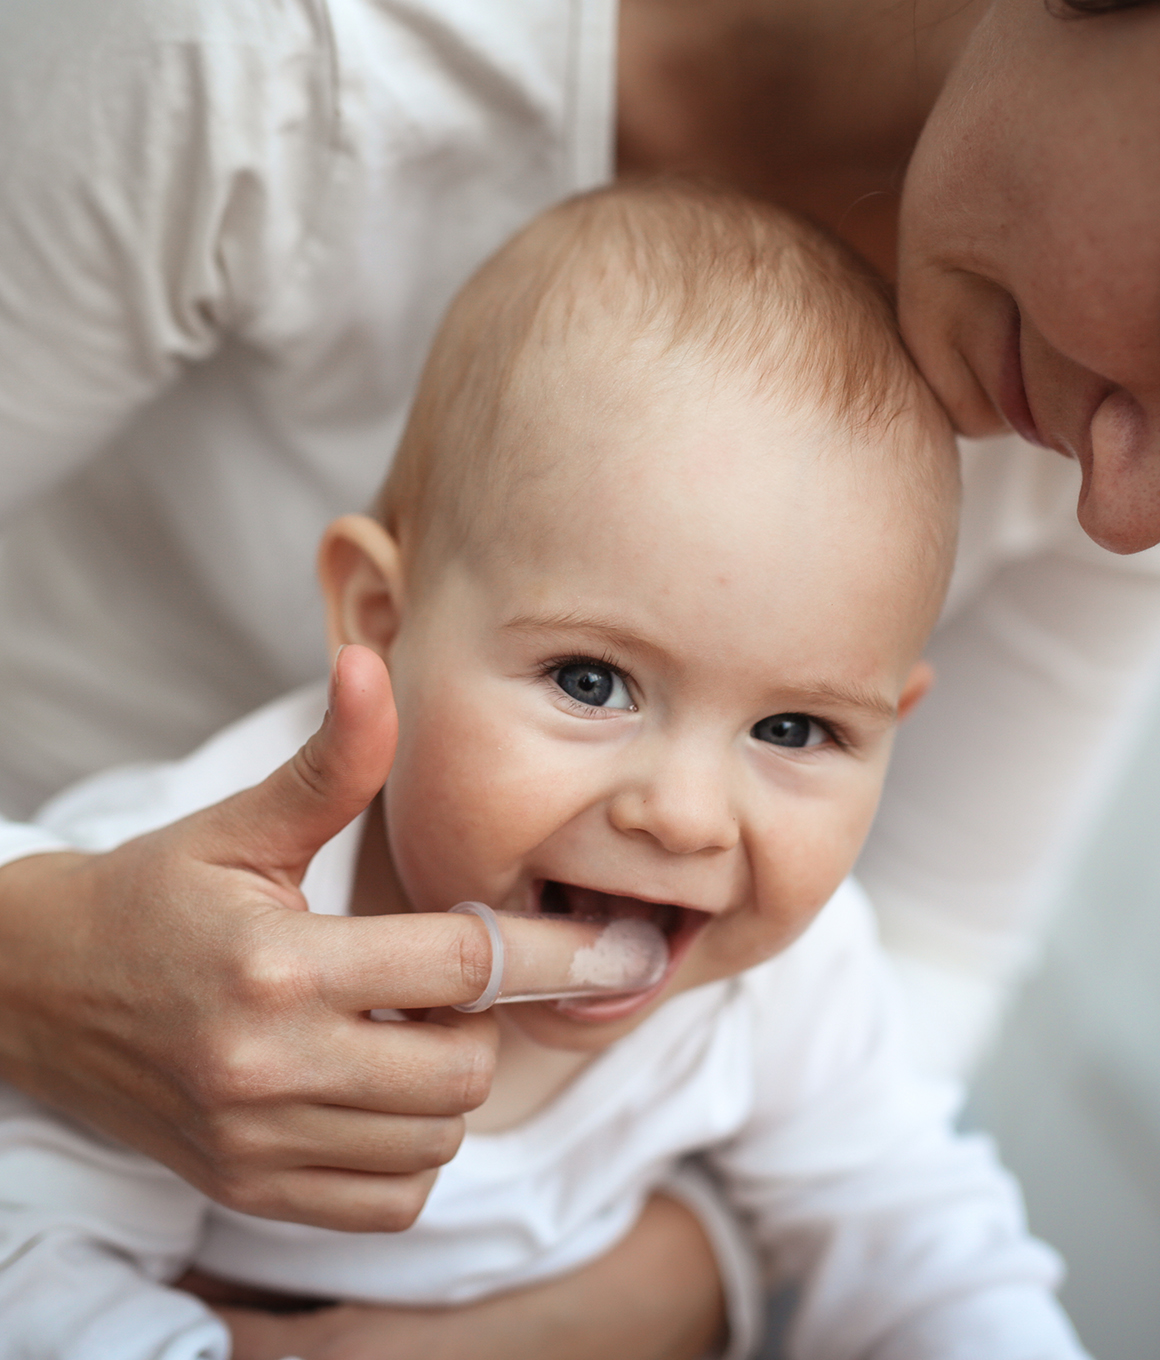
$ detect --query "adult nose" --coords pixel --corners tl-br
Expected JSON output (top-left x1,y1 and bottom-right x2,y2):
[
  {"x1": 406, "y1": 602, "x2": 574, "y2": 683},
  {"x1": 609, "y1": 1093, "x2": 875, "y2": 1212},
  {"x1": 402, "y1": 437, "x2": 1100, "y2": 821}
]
[{"x1": 607, "y1": 738, "x2": 740, "y2": 856}]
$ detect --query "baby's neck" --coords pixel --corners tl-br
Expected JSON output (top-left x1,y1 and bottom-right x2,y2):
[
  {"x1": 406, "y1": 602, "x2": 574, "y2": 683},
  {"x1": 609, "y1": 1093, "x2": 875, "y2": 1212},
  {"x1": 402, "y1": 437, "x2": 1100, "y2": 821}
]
[{"x1": 465, "y1": 1013, "x2": 595, "y2": 1134}]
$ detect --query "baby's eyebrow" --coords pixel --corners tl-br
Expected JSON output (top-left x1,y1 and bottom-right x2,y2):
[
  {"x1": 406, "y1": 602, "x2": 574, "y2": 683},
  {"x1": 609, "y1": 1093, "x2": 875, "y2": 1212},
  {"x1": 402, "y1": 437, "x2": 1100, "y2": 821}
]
[
  {"x1": 500, "y1": 609, "x2": 651, "y2": 655},
  {"x1": 785, "y1": 682, "x2": 898, "y2": 724}
]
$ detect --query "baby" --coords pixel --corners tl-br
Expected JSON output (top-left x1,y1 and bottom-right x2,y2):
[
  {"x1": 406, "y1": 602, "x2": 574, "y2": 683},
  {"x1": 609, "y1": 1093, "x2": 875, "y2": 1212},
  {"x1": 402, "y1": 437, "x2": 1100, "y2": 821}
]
[{"x1": 0, "y1": 183, "x2": 1086, "y2": 1359}]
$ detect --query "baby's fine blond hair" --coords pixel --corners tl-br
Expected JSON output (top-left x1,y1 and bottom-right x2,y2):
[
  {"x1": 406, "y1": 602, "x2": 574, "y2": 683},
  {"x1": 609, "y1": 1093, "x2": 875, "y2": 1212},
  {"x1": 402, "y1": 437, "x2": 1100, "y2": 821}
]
[{"x1": 379, "y1": 179, "x2": 954, "y2": 578}]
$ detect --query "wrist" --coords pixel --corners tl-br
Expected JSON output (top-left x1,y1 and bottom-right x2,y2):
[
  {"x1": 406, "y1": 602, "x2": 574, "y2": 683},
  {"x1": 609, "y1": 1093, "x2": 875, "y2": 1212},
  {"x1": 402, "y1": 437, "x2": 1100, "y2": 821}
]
[{"x1": 0, "y1": 849, "x2": 100, "y2": 1079}]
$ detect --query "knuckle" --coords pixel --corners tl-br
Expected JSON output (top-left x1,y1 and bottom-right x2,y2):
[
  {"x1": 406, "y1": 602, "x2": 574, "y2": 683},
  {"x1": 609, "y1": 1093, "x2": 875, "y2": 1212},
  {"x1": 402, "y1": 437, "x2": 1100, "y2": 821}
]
[
  {"x1": 197, "y1": 1110, "x2": 275, "y2": 1171},
  {"x1": 290, "y1": 739, "x2": 331, "y2": 804},
  {"x1": 381, "y1": 1175, "x2": 436, "y2": 1231},
  {"x1": 451, "y1": 1034, "x2": 497, "y2": 1111},
  {"x1": 211, "y1": 1170, "x2": 280, "y2": 1219},
  {"x1": 186, "y1": 1032, "x2": 283, "y2": 1109},
  {"x1": 426, "y1": 1117, "x2": 465, "y2": 1167},
  {"x1": 188, "y1": 1051, "x2": 254, "y2": 1108},
  {"x1": 452, "y1": 922, "x2": 495, "y2": 1000},
  {"x1": 229, "y1": 934, "x2": 316, "y2": 1014}
]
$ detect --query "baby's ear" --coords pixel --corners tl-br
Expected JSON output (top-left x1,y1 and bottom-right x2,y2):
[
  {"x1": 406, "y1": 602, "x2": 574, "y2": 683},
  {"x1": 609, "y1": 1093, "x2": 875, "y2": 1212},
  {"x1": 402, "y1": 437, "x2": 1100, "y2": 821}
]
[
  {"x1": 896, "y1": 660, "x2": 935, "y2": 722},
  {"x1": 317, "y1": 514, "x2": 406, "y2": 657}
]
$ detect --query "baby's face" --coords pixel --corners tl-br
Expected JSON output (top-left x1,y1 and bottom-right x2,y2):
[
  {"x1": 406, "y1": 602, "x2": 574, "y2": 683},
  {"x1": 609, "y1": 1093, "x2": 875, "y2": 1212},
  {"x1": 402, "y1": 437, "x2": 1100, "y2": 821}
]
[{"x1": 353, "y1": 373, "x2": 943, "y2": 1051}]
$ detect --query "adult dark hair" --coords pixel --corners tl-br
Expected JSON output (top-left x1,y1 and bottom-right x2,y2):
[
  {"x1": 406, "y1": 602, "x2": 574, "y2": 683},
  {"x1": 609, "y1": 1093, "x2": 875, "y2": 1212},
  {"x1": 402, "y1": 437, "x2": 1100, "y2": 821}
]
[{"x1": 1062, "y1": 0, "x2": 1157, "y2": 12}]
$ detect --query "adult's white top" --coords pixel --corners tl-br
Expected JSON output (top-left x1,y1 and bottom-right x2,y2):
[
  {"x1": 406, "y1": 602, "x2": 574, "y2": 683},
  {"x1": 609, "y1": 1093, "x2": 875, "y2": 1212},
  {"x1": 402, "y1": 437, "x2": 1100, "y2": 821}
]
[
  {"x1": 1, "y1": 0, "x2": 1159, "y2": 1075},
  {"x1": 0, "y1": 0, "x2": 615, "y2": 810}
]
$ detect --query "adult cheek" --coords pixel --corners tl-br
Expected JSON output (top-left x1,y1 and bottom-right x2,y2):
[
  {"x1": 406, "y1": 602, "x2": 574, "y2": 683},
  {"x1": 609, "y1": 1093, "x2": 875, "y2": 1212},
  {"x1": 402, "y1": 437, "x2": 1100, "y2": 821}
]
[{"x1": 897, "y1": 60, "x2": 1018, "y2": 438}]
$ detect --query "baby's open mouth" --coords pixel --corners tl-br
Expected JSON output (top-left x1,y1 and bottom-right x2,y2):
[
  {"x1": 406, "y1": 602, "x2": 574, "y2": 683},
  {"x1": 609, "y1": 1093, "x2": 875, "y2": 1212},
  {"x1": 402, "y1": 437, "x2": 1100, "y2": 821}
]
[
  {"x1": 538, "y1": 879, "x2": 684, "y2": 936},
  {"x1": 521, "y1": 880, "x2": 707, "y2": 1021}
]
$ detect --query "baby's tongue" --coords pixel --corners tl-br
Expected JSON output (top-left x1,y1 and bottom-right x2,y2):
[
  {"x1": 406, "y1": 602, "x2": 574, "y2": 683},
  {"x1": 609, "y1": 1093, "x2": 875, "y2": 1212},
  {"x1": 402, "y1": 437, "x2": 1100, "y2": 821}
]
[{"x1": 545, "y1": 881, "x2": 670, "y2": 926}]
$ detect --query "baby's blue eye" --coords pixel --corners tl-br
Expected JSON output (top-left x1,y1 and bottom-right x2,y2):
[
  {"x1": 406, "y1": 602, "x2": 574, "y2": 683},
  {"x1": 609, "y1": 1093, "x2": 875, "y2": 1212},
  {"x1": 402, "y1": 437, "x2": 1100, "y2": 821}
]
[
  {"x1": 751, "y1": 713, "x2": 825, "y2": 748},
  {"x1": 554, "y1": 663, "x2": 634, "y2": 710}
]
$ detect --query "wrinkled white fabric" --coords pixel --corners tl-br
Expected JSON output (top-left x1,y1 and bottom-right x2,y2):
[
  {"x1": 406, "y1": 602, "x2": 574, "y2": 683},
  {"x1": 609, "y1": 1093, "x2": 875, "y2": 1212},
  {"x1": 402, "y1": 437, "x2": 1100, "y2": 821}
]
[
  {"x1": 862, "y1": 440, "x2": 1160, "y2": 1072},
  {"x1": 0, "y1": 0, "x2": 615, "y2": 817},
  {"x1": 0, "y1": 688, "x2": 1088, "y2": 1360}
]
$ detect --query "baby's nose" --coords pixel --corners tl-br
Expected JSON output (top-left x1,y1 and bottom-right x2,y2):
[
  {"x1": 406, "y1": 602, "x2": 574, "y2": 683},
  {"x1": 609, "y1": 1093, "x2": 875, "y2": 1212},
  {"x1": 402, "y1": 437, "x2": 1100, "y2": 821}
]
[{"x1": 607, "y1": 755, "x2": 739, "y2": 856}]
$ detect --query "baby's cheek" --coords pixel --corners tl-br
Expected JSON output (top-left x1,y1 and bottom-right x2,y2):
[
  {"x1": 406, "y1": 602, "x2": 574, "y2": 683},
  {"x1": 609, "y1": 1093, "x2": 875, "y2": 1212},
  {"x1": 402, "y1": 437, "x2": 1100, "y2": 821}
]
[
  {"x1": 384, "y1": 700, "x2": 578, "y2": 903},
  {"x1": 774, "y1": 803, "x2": 876, "y2": 909},
  {"x1": 693, "y1": 802, "x2": 874, "y2": 980}
]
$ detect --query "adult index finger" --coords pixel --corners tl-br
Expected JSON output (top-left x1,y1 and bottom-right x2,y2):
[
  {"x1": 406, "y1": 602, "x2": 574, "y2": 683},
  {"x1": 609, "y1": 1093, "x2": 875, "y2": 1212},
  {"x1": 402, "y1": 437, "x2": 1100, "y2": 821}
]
[{"x1": 290, "y1": 909, "x2": 497, "y2": 1012}]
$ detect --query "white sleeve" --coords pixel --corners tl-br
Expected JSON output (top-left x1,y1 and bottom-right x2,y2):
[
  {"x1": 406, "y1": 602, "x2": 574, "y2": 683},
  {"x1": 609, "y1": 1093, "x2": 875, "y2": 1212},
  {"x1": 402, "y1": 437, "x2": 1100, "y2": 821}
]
[
  {"x1": 0, "y1": 824, "x2": 73, "y2": 871},
  {"x1": 0, "y1": 0, "x2": 337, "y2": 861},
  {"x1": 0, "y1": 0, "x2": 338, "y2": 524},
  {"x1": 859, "y1": 439, "x2": 1160, "y2": 1075},
  {"x1": 0, "y1": 1086, "x2": 224, "y2": 1360},
  {"x1": 708, "y1": 890, "x2": 1088, "y2": 1360}
]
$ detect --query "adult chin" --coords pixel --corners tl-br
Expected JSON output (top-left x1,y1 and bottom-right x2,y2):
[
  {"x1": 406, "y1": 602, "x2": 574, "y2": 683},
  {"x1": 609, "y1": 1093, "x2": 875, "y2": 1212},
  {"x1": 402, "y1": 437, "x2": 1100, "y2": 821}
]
[{"x1": 896, "y1": 256, "x2": 1012, "y2": 441}]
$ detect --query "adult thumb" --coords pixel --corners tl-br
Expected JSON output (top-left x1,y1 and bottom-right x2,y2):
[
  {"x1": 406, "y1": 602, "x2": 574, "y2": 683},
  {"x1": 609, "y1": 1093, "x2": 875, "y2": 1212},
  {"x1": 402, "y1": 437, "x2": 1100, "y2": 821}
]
[{"x1": 194, "y1": 645, "x2": 397, "y2": 884}]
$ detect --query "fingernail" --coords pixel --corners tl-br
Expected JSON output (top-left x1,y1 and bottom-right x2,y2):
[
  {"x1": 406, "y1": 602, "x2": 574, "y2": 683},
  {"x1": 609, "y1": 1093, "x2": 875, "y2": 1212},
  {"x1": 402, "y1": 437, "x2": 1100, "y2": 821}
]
[{"x1": 327, "y1": 645, "x2": 348, "y2": 711}]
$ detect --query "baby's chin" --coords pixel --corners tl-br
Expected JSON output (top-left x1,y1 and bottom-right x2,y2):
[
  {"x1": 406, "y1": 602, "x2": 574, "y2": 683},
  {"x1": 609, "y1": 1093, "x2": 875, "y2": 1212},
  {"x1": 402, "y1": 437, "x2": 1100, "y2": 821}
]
[{"x1": 500, "y1": 992, "x2": 677, "y2": 1051}]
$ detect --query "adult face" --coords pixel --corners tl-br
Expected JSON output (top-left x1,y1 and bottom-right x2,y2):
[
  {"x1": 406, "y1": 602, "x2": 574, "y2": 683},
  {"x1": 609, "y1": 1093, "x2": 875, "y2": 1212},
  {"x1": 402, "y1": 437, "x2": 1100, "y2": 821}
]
[{"x1": 899, "y1": 0, "x2": 1160, "y2": 553}]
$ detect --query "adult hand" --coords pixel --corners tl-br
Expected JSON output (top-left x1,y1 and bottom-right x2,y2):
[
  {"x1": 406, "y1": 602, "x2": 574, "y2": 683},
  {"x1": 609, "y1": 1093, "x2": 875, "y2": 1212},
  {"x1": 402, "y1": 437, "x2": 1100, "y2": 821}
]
[
  {"x1": 0, "y1": 645, "x2": 499, "y2": 1230},
  {"x1": 207, "y1": 1192, "x2": 726, "y2": 1360}
]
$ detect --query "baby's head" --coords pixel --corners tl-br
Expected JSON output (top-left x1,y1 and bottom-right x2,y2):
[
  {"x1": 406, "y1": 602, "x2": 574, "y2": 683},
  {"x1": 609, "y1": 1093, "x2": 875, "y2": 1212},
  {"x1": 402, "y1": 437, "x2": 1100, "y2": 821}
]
[{"x1": 321, "y1": 181, "x2": 958, "y2": 1049}]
